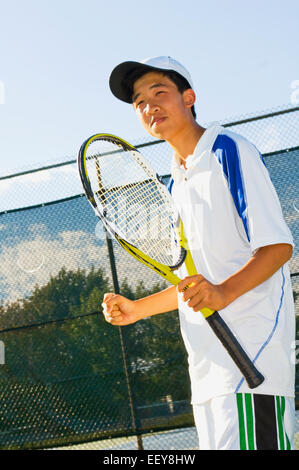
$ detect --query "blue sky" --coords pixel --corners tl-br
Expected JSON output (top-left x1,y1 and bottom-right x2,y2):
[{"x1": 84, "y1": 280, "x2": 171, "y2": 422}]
[{"x1": 0, "y1": 0, "x2": 298, "y2": 176}]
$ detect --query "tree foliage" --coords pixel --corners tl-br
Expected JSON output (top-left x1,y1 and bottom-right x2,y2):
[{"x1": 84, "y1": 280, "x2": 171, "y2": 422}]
[{"x1": 0, "y1": 266, "x2": 191, "y2": 443}]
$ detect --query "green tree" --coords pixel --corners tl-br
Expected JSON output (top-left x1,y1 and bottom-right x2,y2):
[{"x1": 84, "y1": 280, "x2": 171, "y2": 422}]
[{"x1": 0, "y1": 267, "x2": 192, "y2": 447}]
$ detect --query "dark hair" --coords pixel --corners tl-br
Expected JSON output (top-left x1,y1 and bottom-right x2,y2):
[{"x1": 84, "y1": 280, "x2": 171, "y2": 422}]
[{"x1": 124, "y1": 67, "x2": 196, "y2": 119}]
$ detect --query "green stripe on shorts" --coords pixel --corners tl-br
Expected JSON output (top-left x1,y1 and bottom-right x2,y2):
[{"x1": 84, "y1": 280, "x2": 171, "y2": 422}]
[
  {"x1": 276, "y1": 396, "x2": 291, "y2": 450},
  {"x1": 236, "y1": 393, "x2": 256, "y2": 450},
  {"x1": 236, "y1": 393, "x2": 247, "y2": 450},
  {"x1": 237, "y1": 393, "x2": 292, "y2": 450},
  {"x1": 244, "y1": 394, "x2": 255, "y2": 450}
]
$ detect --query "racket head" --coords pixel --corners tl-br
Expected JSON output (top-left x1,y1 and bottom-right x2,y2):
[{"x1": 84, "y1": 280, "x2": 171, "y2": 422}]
[{"x1": 78, "y1": 133, "x2": 186, "y2": 272}]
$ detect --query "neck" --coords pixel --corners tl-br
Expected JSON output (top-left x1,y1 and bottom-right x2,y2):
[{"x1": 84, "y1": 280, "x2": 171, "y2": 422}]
[{"x1": 167, "y1": 121, "x2": 206, "y2": 167}]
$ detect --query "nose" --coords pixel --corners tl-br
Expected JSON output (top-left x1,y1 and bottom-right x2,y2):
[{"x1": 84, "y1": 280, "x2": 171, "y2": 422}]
[{"x1": 144, "y1": 100, "x2": 160, "y2": 115}]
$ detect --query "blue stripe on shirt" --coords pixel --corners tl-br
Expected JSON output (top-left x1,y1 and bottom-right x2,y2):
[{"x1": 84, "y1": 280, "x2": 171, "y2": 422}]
[
  {"x1": 212, "y1": 134, "x2": 250, "y2": 242},
  {"x1": 235, "y1": 266, "x2": 285, "y2": 392},
  {"x1": 167, "y1": 177, "x2": 174, "y2": 195}
]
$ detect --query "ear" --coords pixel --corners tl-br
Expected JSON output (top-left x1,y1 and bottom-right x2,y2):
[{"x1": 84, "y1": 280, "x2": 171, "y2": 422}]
[{"x1": 183, "y1": 89, "x2": 196, "y2": 109}]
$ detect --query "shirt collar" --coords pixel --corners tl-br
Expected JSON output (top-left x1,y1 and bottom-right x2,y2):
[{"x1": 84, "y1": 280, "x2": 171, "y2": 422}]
[{"x1": 171, "y1": 122, "x2": 223, "y2": 178}]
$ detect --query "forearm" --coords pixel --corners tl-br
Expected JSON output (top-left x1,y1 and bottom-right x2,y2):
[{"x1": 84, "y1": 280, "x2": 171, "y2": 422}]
[
  {"x1": 134, "y1": 285, "x2": 178, "y2": 318},
  {"x1": 220, "y1": 243, "x2": 293, "y2": 305},
  {"x1": 103, "y1": 285, "x2": 178, "y2": 326}
]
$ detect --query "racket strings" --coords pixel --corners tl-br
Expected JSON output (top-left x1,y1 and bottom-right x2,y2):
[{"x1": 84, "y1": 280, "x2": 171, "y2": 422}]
[{"x1": 86, "y1": 143, "x2": 181, "y2": 266}]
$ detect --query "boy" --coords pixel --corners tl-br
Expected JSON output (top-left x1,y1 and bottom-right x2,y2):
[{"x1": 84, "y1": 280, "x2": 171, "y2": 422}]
[{"x1": 103, "y1": 56, "x2": 296, "y2": 450}]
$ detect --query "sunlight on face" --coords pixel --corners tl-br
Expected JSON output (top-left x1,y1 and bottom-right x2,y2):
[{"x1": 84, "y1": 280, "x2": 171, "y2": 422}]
[{"x1": 132, "y1": 72, "x2": 194, "y2": 141}]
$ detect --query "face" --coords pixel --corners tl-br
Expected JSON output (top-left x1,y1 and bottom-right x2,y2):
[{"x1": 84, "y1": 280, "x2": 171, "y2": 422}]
[{"x1": 132, "y1": 71, "x2": 195, "y2": 141}]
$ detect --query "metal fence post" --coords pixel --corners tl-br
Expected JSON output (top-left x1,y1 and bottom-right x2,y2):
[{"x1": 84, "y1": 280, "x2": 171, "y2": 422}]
[{"x1": 105, "y1": 229, "x2": 144, "y2": 450}]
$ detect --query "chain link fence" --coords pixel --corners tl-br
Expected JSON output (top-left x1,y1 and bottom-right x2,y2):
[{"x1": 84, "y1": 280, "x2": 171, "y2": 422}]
[{"x1": 0, "y1": 105, "x2": 298, "y2": 450}]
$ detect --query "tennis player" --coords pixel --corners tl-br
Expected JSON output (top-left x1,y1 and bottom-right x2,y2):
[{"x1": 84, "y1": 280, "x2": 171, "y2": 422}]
[{"x1": 103, "y1": 56, "x2": 296, "y2": 450}]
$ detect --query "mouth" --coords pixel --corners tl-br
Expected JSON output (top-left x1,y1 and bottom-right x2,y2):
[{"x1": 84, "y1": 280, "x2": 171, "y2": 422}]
[{"x1": 151, "y1": 117, "x2": 166, "y2": 127}]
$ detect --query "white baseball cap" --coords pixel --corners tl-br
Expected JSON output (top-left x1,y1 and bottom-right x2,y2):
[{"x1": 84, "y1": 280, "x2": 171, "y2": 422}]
[{"x1": 109, "y1": 56, "x2": 194, "y2": 103}]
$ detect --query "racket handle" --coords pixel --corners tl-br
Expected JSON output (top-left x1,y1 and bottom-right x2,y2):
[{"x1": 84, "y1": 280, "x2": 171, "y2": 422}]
[{"x1": 206, "y1": 311, "x2": 264, "y2": 389}]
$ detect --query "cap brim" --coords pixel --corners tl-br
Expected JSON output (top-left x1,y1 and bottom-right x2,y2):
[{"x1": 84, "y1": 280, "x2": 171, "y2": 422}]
[{"x1": 109, "y1": 61, "x2": 174, "y2": 103}]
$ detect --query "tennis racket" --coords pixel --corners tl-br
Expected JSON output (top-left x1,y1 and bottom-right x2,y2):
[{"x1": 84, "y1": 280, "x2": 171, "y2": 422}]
[{"x1": 78, "y1": 133, "x2": 264, "y2": 389}]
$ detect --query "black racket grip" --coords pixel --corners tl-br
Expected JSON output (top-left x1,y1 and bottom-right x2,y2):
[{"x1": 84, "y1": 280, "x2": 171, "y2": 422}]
[{"x1": 206, "y1": 311, "x2": 264, "y2": 389}]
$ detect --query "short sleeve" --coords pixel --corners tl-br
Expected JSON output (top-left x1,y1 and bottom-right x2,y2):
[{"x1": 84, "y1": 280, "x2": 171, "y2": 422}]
[{"x1": 213, "y1": 132, "x2": 294, "y2": 253}]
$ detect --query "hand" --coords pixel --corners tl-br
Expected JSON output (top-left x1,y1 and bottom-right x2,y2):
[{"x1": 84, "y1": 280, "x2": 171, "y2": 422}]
[
  {"x1": 177, "y1": 275, "x2": 230, "y2": 312},
  {"x1": 102, "y1": 293, "x2": 143, "y2": 326}
]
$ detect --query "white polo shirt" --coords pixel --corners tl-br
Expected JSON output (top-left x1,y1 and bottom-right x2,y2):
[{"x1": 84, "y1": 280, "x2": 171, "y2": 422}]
[{"x1": 169, "y1": 122, "x2": 295, "y2": 404}]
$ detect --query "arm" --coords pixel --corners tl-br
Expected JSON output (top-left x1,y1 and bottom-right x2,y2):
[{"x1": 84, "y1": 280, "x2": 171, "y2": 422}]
[
  {"x1": 102, "y1": 284, "x2": 178, "y2": 326},
  {"x1": 178, "y1": 243, "x2": 293, "y2": 312}
]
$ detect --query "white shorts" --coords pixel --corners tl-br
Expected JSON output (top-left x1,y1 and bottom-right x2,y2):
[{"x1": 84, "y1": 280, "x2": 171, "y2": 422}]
[{"x1": 192, "y1": 393, "x2": 295, "y2": 450}]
